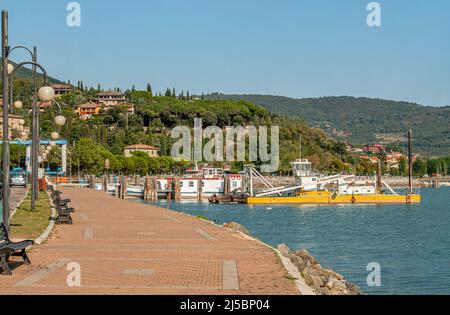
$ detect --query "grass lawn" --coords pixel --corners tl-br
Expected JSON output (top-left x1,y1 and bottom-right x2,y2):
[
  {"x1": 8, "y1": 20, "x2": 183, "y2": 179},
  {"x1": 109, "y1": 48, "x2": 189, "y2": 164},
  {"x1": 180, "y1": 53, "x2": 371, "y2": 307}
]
[{"x1": 10, "y1": 190, "x2": 52, "y2": 239}]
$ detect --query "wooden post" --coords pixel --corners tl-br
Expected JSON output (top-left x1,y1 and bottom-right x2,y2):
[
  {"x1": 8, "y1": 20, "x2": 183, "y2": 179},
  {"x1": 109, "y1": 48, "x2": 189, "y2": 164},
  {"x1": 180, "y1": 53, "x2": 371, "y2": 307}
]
[
  {"x1": 377, "y1": 160, "x2": 382, "y2": 192},
  {"x1": 152, "y1": 177, "x2": 158, "y2": 201},
  {"x1": 174, "y1": 177, "x2": 181, "y2": 201},
  {"x1": 123, "y1": 176, "x2": 127, "y2": 199},
  {"x1": 102, "y1": 176, "x2": 106, "y2": 192},
  {"x1": 197, "y1": 177, "x2": 203, "y2": 201},
  {"x1": 115, "y1": 179, "x2": 120, "y2": 197},
  {"x1": 119, "y1": 176, "x2": 123, "y2": 198},
  {"x1": 224, "y1": 174, "x2": 230, "y2": 195},
  {"x1": 144, "y1": 176, "x2": 149, "y2": 200}
]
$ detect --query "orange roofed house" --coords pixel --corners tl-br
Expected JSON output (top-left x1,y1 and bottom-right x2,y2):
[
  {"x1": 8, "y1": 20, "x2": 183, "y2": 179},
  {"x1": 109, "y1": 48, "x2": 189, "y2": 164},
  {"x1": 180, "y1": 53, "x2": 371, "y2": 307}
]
[
  {"x1": 124, "y1": 144, "x2": 159, "y2": 158},
  {"x1": 75, "y1": 102, "x2": 102, "y2": 119}
]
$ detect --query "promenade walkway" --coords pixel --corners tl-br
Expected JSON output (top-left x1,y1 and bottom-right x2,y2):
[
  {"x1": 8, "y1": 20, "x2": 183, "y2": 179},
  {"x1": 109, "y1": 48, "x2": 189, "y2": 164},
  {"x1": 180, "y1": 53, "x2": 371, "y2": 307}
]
[{"x1": 0, "y1": 187, "x2": 299, "y2": 295}]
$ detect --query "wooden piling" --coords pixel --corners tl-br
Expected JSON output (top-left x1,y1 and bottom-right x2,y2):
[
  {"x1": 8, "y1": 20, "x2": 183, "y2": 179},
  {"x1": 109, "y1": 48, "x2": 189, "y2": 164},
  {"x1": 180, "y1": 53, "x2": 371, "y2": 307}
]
[
  {"x1": 115, "y1": 180, "x2": 120, "y2": 197},
  {"x1": 174, "y1": 177, "x2": 181, "y2": 201},
  {"x1": 152, "y1": 177, "x2": 158, "y2": 201},
  {"x1": 144, "y1": 176, "x2": 150, "y2": 200},
  {"x1": 120, "y1": 176, "x2": 127, "y2": 199},
  {"x1": 376, "y1": 161, "x2": 382, "y2": 192},
  {"x1": 197, "y1": 177, "x2": 203, "y2": 201},
  {"x1": 224, "y1": 174, "x2": 230, "y2": 195},
  {"x1": 103, "y1": 176, "x2": 108, "y2": 193}
]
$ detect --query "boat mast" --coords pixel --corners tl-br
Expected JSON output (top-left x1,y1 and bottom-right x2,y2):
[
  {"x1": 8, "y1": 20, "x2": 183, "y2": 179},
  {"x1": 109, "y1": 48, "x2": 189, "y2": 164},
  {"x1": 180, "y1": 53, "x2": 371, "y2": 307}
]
[{"x1": 408, "y1": 129, "x2": 413, "y2": 195}]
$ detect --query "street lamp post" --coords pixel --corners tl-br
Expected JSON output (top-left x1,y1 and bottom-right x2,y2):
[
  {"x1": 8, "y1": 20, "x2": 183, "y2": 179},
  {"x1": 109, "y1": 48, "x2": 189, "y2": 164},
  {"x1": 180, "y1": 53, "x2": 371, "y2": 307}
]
[
  {"x1": 2, "y1": 10, "x2": 10, "y2": 230},
  {"x1": 7, "y1": 45, "x2": 38, "y2": 208},
  {"x1": 5, "y1": 61, "x2": 54, "y2": 221}
]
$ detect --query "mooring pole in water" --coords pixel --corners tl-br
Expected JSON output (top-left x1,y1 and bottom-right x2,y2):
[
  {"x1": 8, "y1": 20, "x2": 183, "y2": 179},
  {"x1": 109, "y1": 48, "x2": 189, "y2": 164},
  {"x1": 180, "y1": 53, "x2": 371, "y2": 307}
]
[
  {"x1": 144, "y1": 176, "x2": 149, "y2": 200},
  {"x1": 152, "y1": 177, "x2": 158, "y2": 201},
  {"x1": 377, "y1": 160, "x2": 382, "y2": 192},
  {"x1": 224, "y1": 174, "x2": 230, "y2": 195},
  {"x1": 103, "y1": 176, "x2": 108, "y2": 193},
  {"x1": 119, "y1": 176, "x2": 126, "y2": 199},
  {"x1": 408, "y1": 129, "x2": 413, "y2": 195},
  {"x1": 197, "y1": 177, "x2": 202, "y2": 201},
  {"x1": 175, "y1": 178, "x2": 181, "y2": 201}
]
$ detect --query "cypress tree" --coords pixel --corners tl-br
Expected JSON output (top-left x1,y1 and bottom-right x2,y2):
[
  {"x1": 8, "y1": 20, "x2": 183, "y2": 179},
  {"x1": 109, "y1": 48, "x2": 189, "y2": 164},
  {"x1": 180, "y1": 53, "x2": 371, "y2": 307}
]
[{"x1": 147, "y1": 83, "x2": 153, "y2": 96}]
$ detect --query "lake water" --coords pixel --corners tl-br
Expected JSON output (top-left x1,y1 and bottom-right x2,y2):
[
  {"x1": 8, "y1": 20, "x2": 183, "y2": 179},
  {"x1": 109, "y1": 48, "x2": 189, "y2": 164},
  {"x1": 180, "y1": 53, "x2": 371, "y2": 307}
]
[{"x1": 140, "y1": 187, "x2": 450, "y2": 295}]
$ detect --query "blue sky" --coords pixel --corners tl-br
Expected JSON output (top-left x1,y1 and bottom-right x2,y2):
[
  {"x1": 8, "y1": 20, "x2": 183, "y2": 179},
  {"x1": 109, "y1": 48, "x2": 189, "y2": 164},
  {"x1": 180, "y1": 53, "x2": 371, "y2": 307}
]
[{"x1": 2, "y1": 0, "x2": 450, "y2": 106}]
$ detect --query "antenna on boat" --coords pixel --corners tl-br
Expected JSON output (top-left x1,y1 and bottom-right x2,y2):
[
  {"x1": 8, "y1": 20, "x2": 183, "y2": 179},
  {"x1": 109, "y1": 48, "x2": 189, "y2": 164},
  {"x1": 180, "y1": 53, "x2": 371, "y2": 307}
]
[{"x1": 299, "y1": 134, "x2": 302, "y2": 160}]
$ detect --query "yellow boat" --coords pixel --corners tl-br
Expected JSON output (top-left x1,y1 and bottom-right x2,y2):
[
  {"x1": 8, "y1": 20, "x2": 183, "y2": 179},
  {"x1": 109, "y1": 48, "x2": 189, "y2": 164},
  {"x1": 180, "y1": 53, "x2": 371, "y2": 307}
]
[
  {"x1": 244, "y1": 132, "x2": 422, "y2": 205},
  {"x1": 244, "y1": 151, "x2": 421, "y2": 205},
  {"x1": 247, "y1": 190, "x2": 421, "y2": 205}
]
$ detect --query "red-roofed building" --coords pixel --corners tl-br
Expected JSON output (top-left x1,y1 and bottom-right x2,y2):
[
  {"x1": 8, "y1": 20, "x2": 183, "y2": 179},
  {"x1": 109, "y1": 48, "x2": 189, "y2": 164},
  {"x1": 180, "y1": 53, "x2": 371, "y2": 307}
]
[{"x1": 363, "y1": 144, "x2": 385, "y2": 154}]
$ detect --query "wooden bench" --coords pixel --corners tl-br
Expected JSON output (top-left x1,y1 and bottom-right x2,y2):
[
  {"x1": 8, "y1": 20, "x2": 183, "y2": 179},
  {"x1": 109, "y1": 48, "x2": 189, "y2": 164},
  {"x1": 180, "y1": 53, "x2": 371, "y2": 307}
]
[
  {"x1": 51, "y1": 190, "x2": 62, "y2": 199},
  {"x1": 53, "y1": 196, "x2": 75, "y2": 225},
  {"x1": 55, "y1": 204, "x2": 75, "y2": 225},
  {"x1": 0, "y1": 223, "x2": 33, "y2": 275}
]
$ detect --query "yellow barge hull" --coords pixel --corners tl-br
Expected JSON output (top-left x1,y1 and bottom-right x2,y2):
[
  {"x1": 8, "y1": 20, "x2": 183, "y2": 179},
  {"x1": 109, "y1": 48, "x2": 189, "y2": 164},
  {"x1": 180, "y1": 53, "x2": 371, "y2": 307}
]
[{"x1": 247, "y1": 194, "x2": 421, "y2": 205}]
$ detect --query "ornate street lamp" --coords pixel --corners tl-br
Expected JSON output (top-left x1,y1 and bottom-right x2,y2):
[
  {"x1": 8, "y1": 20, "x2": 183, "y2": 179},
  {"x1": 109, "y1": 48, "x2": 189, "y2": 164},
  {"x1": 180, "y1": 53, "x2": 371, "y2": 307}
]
[{"x1": 7, "y1": 60, "x2": 54, "y2": 211}]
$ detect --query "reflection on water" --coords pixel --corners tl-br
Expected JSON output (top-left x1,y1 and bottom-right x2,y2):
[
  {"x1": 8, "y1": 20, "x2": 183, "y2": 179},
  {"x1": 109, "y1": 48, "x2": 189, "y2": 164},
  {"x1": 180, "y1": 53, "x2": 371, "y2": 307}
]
[{"x1": 138, "y1": 188, "x2": 450, "y2": 295}]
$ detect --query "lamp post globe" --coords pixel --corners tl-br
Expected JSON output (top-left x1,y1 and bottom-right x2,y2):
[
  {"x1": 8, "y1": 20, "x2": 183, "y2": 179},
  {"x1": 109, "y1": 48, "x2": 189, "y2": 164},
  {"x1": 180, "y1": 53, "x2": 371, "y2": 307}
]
[
  {"x1": 14, "y1": 100, "x2": 23, "y2": 109},
  {"x1": 38, "y1": 86, "x2": 55, "y2": 102},
  {"x1": 7, "y1": 63, "x2": 14, "y2": 75},
  {"x1": 54, "y1": 115, "x2": 66, "y2": 127},
  {"x1": 51, "y1": 132, "x2": 59, "y2": 140}
]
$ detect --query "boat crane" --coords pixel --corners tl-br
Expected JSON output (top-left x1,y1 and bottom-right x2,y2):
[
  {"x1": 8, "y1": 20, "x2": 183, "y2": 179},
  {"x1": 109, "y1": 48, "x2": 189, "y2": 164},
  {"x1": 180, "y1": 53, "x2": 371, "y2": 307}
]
[{"x1": 244, "y1": 133, "x2": 420, "y2": 204}]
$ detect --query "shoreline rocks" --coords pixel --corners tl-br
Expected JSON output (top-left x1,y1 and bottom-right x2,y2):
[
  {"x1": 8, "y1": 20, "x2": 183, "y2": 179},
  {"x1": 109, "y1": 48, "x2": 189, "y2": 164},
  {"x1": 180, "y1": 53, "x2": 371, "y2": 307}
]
[
  {"x1": 277, "y1": 243, "x2": 363, "y2": 295},
  {"x1": 223, "y1": 222, "x2": 251, "y2": 236}
]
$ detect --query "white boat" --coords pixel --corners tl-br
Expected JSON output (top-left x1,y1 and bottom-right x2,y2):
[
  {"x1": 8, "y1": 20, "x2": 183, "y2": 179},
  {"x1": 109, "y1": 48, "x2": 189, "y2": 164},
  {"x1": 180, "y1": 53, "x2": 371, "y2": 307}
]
[
  {"x1": 157, "y1": 167, "x2": 243, "y2": 199},
  {"x1": 94, "y1": 167, "x2": 243, "y2": 199}
]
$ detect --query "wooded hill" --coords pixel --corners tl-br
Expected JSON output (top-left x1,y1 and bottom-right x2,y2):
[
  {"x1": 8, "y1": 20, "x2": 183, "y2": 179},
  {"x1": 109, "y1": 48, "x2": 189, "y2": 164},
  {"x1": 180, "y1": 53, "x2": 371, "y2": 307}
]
[{"x1": 206, "y1": 94, "x2": 450, "y2": 157}]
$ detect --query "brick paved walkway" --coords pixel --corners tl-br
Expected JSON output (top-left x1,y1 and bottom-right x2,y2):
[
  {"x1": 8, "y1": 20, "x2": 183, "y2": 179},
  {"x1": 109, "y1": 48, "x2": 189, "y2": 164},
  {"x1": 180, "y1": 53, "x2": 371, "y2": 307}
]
[
  {"x1": 0, "y1": 187, "x2": 299, "y2": 295},
  {"x1": 10, "y1": 187, "x2": 28, "y2": 213}
]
